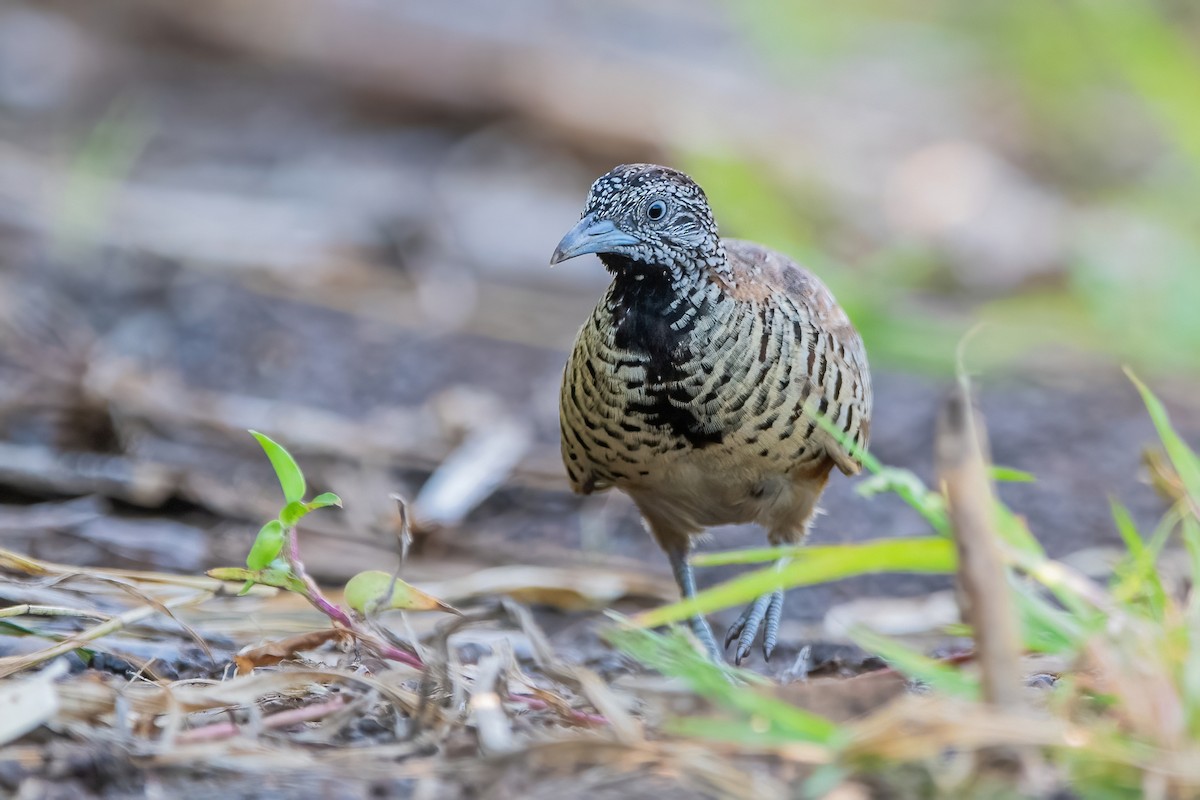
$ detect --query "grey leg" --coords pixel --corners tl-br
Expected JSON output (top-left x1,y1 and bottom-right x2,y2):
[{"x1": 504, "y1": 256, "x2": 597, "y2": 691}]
[{"x1": 666, "y1": 546, "x2": 722, "y2": 661}]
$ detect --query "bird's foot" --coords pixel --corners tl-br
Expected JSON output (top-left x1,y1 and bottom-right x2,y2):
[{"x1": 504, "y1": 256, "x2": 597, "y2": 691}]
[{"x1": 724, "y1": 589, "x2": 784, "y2": 665}]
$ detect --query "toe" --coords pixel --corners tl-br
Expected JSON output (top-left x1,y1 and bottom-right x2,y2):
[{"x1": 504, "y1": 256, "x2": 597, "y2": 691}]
[
  {"x1": 762, "y1": 590, "x2": 784, "y2": 661},
  {"x1": 724, "y1": 603, "x2": 755, "y2": 650},
  {"x1": 733, "y1": 594, "x2": 773, "y2": 666}
]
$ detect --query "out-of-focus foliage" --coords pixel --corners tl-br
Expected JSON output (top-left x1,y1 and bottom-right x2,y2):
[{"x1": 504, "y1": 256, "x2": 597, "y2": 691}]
[{"x1": 691, "y1": 0, "x2": 1200, "y2": 376}]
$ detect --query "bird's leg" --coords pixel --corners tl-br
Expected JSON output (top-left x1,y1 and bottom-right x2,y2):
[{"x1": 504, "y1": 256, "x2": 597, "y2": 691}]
[
  {"x1": 665, "y1": 544, "x2": 722, "y2": 661},
  {"x1": 725, "y1": 558, "x2": 790, "y2": 665}
]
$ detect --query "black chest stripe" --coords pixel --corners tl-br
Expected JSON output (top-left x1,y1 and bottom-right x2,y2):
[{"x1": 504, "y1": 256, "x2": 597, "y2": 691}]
[{"x1": 603, "y1": 256, "x2": 723, "y2": 448}]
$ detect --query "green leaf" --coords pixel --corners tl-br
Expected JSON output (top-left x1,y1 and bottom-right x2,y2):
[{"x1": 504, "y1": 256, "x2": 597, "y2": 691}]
[
  {"x1": 250, "y1": 430, "x2": 306, "y2": 504},
  {"x1": 308, "y1": 492, "x2": 342, "y2": 510},
  {"x1": 634, "y1": 537, "x2": 956, "y2": 629},
  {"x1": 277, "y1": 493, "x2": 342, "y2": 527},
  {"x1": 848, "y1": 626, "x2": 979, "y2": 699},
  {"x1": 343, "y1": 570, "x2": 458, "y2": 614},
  {"x1": 991, "y1": 465, "x2": 1036, "y2": 483},
  {"x1": 245, "y1": 520, "x2": 285, "y2": 570}
]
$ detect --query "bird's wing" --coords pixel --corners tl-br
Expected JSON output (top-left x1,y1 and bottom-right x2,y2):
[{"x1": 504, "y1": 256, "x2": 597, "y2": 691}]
[
  {"x1": 719, "y1": 240, "x2": 873, "y2": 475},
  {"x1": 559, "y1": 317, "x2": 617, "y2": 496}
]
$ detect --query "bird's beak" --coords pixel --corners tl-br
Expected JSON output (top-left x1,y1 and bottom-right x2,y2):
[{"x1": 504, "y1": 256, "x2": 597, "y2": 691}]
[{"x1": 550, "y1": 214, "x2": 641, "y2": 265}]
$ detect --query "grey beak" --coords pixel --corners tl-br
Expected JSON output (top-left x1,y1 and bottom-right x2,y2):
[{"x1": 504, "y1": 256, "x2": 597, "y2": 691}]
[{"x1": 550, "y1": 214, "x2": 642, "y2": 265}]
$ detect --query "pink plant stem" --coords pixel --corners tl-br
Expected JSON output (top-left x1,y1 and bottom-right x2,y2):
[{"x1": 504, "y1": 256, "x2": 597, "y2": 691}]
[
  {"x1": 284, "y1": 528, "x2": 424, "y2": 669},
  {"x1": 354, "y1": 631, "x2": 425, "y2": 670},
  {"x1": 510, "y1": 694, "x2": 608, "y2": 726},
  {"x1": 284, "y1": 529, "x2": 352, "y2": 626},
  {"x1": 281, "y1": 528, "x2": 603, "y2": 723},
  {"x1": 176, "y1": 695, "x2": 348, "y2": 744}
]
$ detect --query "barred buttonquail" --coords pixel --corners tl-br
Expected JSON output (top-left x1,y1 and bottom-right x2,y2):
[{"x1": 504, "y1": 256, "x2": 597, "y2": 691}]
[{"x1": 553, "y1": 164, "x2": 872, "y2": 664}]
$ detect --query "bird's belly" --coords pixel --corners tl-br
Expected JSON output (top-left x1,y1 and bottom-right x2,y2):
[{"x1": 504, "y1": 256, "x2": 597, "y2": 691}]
[{"x1": 619, "y1": 444, "x2": 795, "y2": 529}]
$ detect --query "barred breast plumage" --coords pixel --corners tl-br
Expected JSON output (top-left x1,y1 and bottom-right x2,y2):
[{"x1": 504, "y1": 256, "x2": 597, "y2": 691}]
[{"x1": 553, "y1": 164, "x2": 872, "y2": 664}]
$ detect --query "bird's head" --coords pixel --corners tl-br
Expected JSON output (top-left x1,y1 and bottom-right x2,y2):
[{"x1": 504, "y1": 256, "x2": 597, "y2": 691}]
[{"x1": 551, "y1": 164, "x2": 723, "y2": 276}]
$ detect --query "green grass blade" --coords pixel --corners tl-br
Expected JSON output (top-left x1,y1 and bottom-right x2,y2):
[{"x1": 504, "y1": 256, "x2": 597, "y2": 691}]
[
  {"x1": 1126, "y1": 369, "x2": 1200, "y2": 512},
  {"x1": 1108, "y1": 499, "x2": 1168, "y2": 619},
  {"x1": 856, "y1": 468, "x2": 950, "y2": 535},
  {"x1": 1111, "y1": 499, "x2": 1146, "y2": 556},
  {"x1": 1012, "y1": 582, "x2": 1086, "y2": 655},
  {"x1": 608, "y1": 623, "x2": 841, "y2": 745},
  {"x1": 635, "y1": 537, "x2": 956, "y2": 628},
  {"x1": 848, "y1": 626, "x2": 979, "y2": 699},
  {"x1": 807, "y1": 401, "x2": 883, "y2": 474},
  {"x1": 691, "y1": 544, "x2": 806, "y2": 567},
  {"x1": 993, "y1": 498, "x2": 1046, "y2": 560},
  {"x1": 992, "y1": 466, "x2": 1036, "y2": 483},
  {"x1": 809, "y1": 403, "x2": 952, "y2": 534},
  {"x1": 1007, "y1": 546, "x2": 1105, "y2": 621}
]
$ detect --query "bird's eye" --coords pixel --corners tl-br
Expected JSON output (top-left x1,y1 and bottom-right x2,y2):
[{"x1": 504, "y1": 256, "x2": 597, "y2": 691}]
[{"x1": 646, "y1": 200, "x2": 667, "y2": 221}]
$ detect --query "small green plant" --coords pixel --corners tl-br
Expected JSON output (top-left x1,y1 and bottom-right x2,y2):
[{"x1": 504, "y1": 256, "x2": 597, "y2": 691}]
[
  {"x1": 209, "y1": 430, "x2": 343, "y2": 596},
  {"x1": 208, "y1": 431, "x2": 457, "y2": 669},
  {"x1": 217, "y1": 431, "x2": 342, "y2": 596}
]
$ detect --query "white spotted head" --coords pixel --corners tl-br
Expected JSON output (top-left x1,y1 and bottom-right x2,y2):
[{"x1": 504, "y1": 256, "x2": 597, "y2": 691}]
[{"x1": 551, "y1": 164, "x2": 724, "y2": 276}]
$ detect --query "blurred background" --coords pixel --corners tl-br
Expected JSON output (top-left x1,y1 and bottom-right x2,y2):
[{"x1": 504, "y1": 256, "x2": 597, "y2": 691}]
[{"x1": 0, "y1": 0, "x2": 1198, "y2": 666}]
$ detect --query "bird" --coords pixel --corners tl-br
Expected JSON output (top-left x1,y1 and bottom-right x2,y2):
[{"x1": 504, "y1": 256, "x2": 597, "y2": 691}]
[{"x1": 552, "y1": 164, "x2": 872, "y2": 665}]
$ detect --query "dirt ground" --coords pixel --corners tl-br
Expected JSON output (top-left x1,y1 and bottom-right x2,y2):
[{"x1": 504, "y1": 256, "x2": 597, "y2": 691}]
[{"x1": 0, "y1": 3, "x2": 1197, "y2": 798}]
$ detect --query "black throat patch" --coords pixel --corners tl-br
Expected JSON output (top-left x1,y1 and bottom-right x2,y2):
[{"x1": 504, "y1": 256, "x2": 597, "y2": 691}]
[{"x1": 602, "y1": 255, "x2": 723, "y2": 449}]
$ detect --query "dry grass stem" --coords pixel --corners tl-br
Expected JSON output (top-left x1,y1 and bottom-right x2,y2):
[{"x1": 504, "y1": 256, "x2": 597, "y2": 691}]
[{"x1": 936, "y1": 383, "x2": 1023, "y2": 708}]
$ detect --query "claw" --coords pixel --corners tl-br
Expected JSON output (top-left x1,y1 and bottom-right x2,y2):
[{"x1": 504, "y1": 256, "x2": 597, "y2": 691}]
[
  {"x1": 724, "y1": 589, "x2": 785, "y2": 665},
  {"x1": 724, "y1": 603, "x2": 754, "y2": 649}
]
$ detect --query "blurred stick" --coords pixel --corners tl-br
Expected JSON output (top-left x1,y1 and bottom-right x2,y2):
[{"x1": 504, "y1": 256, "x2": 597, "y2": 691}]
[
  {"x1": 116, "y1": 0, "x2": 807, "y2": 162},
  {"x1": 0, "y1": 441, "x2": 175, "y2": 506},
  {"x1": 935, "y1": 381, "x2": 1022, "y2": 709}
]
